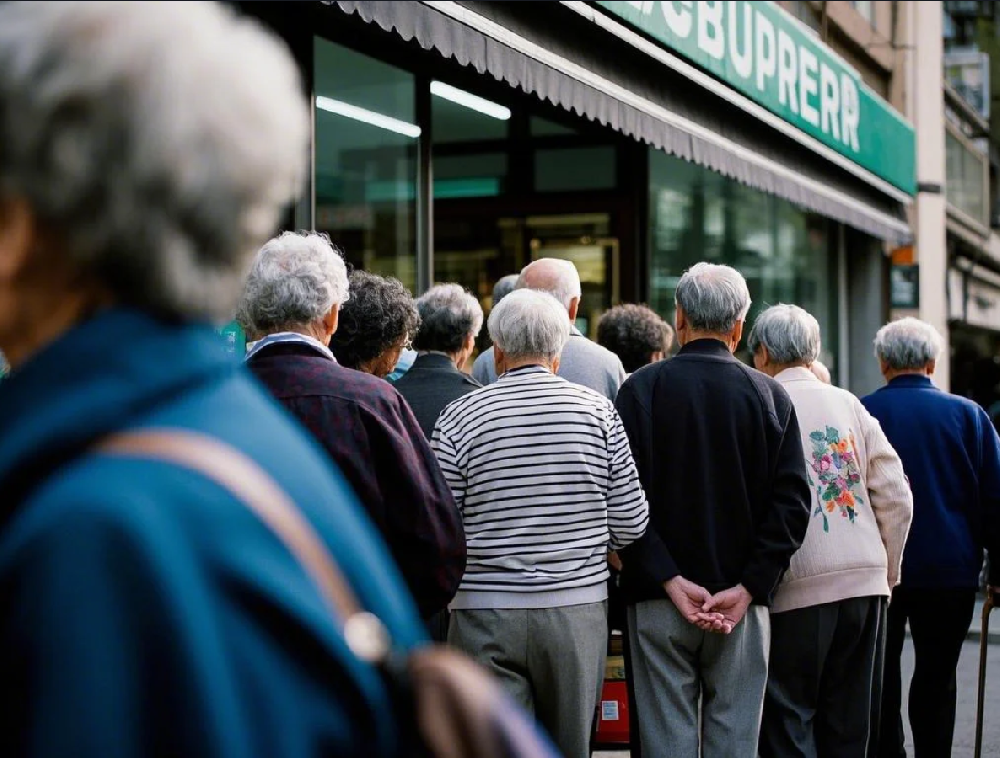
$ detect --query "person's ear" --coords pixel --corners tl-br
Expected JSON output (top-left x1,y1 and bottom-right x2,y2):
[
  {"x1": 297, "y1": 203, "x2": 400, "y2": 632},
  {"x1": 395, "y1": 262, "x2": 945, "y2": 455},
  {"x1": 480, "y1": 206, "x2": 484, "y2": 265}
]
[
  {"x1": 551, "y1": 355, "x2": 561, "y2": 375},
  {"x1": 753, "y1": 346, "x2": 768, "y2": 371},
  {"x1": 879, "y1": 358, "x2": 891, "y2": 378},
  {"x1": 493, "y1": 345, "x2": 506, "y2": 376},
  {"x1": 926, "y1": 359, "x2": 936, "y2": 376},
  {"x1": 321, "y1": 305, "x2": 340, "y2": 342},
  {"x1": 567, "y1": 296, "x2": 580, "y2": 324},
  {"x1": 730, "y1": 321, "x2": 745, "y2": 353},
  {"x1": 0, "y1": 197, "x2": 36, "y2": 283}
]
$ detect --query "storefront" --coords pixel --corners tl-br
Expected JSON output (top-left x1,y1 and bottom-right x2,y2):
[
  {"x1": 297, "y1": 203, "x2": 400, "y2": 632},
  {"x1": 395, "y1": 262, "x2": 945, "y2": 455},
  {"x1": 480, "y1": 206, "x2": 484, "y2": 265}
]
[{"x1": 238, "y1": 0, "x2": 914, "y2": 390}]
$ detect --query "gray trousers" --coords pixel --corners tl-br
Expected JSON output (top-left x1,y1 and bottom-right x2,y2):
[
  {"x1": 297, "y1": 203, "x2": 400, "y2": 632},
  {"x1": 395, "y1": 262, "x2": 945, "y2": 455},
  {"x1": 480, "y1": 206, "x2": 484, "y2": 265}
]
[
  {"x1": 627, "y1": 599, "x2": 770, "y2": 758},
  {"x1": 448, "y1": 603, "x2": 607, "y2": 758},
  {"x1": 759, "y1": 596, "x2": 884, "y2": 758}
]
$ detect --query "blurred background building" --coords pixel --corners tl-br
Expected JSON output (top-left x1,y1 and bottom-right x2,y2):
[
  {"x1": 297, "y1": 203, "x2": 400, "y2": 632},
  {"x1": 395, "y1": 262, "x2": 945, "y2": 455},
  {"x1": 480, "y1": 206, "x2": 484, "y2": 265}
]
[{"x1": 228, "y1": 2, "x2": 1000, "y2": 408}]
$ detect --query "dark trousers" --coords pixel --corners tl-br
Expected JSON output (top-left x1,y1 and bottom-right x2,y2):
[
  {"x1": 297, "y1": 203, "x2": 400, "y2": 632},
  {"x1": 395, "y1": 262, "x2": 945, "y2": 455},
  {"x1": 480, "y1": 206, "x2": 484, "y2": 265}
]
[
  {"x1": 760, "y1": 596, "x2": 884, "y2": 758},
  {"x1": 424, "y1": 609, "x2": 449, "y2": 643},
  {"x1": 876, "y1": 587, "x2": 977, "y2": 758}
]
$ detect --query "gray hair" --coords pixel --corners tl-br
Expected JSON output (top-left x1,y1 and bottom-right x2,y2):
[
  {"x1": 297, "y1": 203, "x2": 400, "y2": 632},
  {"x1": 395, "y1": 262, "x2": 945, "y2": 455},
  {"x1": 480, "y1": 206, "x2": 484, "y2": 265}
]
[
  {"x1": 413, "y1": 284, "x2": 484, "y2": 354},
  {"x1": 747, "y1": 304, "x2": 822, "y2": 365},
  {"x1": 874, "y1": 317, "x2": 945, "y2": 371},
  {"x1": 488, "y1": 289, "x2": 570, "y2": 361},
  {"x1": 516, "y1": 259, "x2": 582, "y2": 310},
  {"x1": 675, "y1": 262, "x2": 752, "y2": 334},
  {"x1": 492, "y1": 275, "x2": 519, "y2": 306},
  {"x1": 236, "y1": 232, "x2": 349, "y2": 335},
  {"x1": 0, "y1": 2, "x2": 308, "y2": 321}
]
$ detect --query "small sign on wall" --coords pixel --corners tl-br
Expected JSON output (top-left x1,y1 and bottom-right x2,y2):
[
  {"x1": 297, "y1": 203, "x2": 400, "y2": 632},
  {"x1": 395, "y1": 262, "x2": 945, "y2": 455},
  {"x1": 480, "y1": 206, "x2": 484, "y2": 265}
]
[{"x1": 891, "y1": 264, "x2": 920, "y2": 309}]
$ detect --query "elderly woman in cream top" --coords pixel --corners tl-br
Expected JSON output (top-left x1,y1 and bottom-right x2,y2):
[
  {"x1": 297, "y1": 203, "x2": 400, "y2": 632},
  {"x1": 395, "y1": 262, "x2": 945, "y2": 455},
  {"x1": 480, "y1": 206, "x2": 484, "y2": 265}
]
[{"x1": 748, "y1": 304, "x2": 914, "y2": 758}]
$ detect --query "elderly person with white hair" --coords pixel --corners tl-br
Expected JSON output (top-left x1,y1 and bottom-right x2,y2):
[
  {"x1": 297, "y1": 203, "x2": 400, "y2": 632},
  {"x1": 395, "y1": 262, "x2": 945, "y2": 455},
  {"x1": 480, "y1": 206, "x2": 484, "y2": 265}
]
[
  {"x1": 0, "y1": 3, "x2": 446, "y2": 756},
  {"x1": 747, "y1": 304, "x2": 913, "y2": 758},
  {"x1": 432, "y1": 289, "x2": 649, "y2": 758},
  {"x1": 614, "y1": 263, "x2": 811, "y2": 758},
  {"x1": 392, "y1": 283, "x2": 483, "y2": 439},
  {"x1": 861, "y1": 318, "x2": 1000, "y2": 758},
  {"x1": 238, "y1": 232, "x2": 466, "y2": 633},
  {"x1": 472, "y1": 258, "x2": 626, "y2": 399}
]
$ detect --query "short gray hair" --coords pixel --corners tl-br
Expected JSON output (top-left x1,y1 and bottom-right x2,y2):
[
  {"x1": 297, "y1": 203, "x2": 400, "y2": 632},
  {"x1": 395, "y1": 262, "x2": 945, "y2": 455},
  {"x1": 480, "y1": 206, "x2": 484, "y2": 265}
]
[
  {"x1": 493, "y1": 275, "x2": 519, "y2": 306},
  {"x1": 488, "y1": 289, "x2": 570, "y2": 361},
  {"x1": 516, "y1": 259, "x2": 582, "y2": 310},
  {"x1": 874, "y1": 317, "x2": 944, "y2": 370},
  {"x1": 675, "y1": 262, "x2": 752, "y2": 334},
  {"x1": 413, "y1": 284, "x2": 484, "y2": 354},
  {"x1": 236, "y1": 232, "x2": 348, "y2": 335},
  {"x1": 0, "y1": 2, "x2": 308, "y2": 321},
  {"x1": 747, "y1": 304, "x2": 822, "y2": 365}
]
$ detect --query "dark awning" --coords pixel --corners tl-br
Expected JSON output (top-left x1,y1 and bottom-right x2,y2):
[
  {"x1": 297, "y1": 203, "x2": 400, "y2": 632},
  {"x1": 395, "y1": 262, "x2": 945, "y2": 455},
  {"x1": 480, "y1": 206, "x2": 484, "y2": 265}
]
[{"x1": 329, "y1": 0, "x2": 911, "y2": 244}]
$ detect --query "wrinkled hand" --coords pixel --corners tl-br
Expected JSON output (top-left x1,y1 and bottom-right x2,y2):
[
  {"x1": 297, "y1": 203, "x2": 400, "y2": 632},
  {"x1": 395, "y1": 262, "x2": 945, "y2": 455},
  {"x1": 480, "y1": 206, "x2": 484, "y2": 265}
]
[
  {"x1": 664, "y1": 576, "x2": 731, "y2": 633},
  {"x1": 703, "y1": 584, "x2": 753, "y2": 630}
]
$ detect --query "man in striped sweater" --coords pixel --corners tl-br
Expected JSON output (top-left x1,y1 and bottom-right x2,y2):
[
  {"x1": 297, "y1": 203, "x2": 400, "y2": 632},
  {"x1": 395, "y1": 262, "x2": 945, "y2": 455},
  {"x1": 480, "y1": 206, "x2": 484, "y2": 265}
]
[{"x1": 432, "y1": 289, "x2": 650, "y2": 758}]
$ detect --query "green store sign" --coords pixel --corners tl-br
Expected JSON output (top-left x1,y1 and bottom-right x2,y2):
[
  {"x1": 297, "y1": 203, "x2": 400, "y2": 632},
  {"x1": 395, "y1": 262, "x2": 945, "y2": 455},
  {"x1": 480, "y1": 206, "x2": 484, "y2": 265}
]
[{"x1": 595, "y1": 1, "x2": 916, "y2": 195}]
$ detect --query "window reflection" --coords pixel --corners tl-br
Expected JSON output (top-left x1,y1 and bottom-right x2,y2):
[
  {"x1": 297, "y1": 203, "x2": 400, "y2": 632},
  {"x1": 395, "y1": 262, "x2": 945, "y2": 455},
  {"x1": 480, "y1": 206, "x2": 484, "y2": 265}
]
[
  {"x1": 648, "y1": 151, "x2": 838, "y2": 377},
  {"x1": 314, "y1": 39, "x2": 417, "y2": 290}
]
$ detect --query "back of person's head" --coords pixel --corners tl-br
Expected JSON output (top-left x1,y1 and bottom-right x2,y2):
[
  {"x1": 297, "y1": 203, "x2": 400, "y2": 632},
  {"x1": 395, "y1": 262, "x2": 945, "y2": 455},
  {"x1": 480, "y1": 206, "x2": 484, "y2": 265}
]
[
  {"x1": 873, "y1": 317, "x2": 944, "y2": 372},
  {"x1": 516, "y1": 259, "x2": 582, "y2": 311},
  {"x1": 413, "y1": 283, "x2": 484, "y2": 355},
  {"x1": 746, "y1": 303, "x2": 822, "y2": 367},
  {"x1": 329, "y1": 270, "x2": 419, "y2": 377},
  {"x1": 675, "y1": 262, "x2": 751, "y2": 336},
  {"x1": 596, "y1": 304, "x2": 673, "y2": 373},
  {"x1": 492, "y1": 275, "x2": 519, "y2": 307},
  {"x1": 236, "y1": 232, "x2": 349, "y2": 339},
  {"x1": 488, "y1": 289, "x2": 570, "y2": 362},
  {"x1": 0, "y1": 1, "x2": 308, "y2": 324}
]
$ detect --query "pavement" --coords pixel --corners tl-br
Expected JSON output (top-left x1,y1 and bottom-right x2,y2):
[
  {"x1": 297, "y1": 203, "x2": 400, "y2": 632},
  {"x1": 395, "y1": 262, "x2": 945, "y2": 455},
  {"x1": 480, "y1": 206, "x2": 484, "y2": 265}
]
[{"x1": 595, "y1": 596, "x2": 998, "y2": 758}]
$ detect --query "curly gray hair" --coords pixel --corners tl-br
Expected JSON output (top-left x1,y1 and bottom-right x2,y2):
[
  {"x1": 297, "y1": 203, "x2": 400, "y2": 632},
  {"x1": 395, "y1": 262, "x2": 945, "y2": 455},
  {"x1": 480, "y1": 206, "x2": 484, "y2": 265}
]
[
  {"x1": 413, "y1": 284, "x2": 483, "y2": 354},
  {"x1": 0, "y1": 1, "x2": 308, "y2": 320},
  {"x1": 236, "y1": 232, "x2": 349, "y2": 336}
]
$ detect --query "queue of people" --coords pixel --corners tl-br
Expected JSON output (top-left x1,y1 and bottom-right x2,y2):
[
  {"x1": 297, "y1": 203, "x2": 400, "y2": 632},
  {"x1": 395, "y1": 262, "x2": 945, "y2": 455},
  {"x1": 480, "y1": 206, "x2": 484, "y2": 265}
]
[{"x1": 0, "y1": 4, "x2": 997, "y2": 758}]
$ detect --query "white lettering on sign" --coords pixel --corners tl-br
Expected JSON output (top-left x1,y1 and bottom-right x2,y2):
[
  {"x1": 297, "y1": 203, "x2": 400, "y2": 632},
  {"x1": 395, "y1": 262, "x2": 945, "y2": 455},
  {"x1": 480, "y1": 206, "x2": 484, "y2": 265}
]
[
  {"x1": 799, "y1": 46, "x2": 819, "y2": 126},
  {"x1": 777, "y1": 29, "x2": 798, "y2": 114},
  {"x1": 755, "y1": 11, "x2": 776, "y2": 93},
  {"x1": 621, "y1": 1, "x2": 866, "y2": 156},
  {"x1": 662, "y1": 1, "x2": 694, "y2": 39},
  {"x1": 820, "y1": 63, "x2": 840, "y2": 140},
  {"x1": 728, "y1": 1, "x2": 753, "y2": 79},
  {"x1": 697, "y1": 1, "x2": 724, "y2": 60}
]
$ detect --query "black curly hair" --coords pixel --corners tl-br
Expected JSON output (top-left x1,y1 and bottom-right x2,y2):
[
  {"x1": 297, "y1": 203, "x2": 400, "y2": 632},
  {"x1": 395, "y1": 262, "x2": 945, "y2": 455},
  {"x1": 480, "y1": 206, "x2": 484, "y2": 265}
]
[
  {"x1": 596, "y1": 303, "x2": 673, "y2": 373},
  {"x1": 328, "y1": 270, "x2": 420, "y2": 372}
]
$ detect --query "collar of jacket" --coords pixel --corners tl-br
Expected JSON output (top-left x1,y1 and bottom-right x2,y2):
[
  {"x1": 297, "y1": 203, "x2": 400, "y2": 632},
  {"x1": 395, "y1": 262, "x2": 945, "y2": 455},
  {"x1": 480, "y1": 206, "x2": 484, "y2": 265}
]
[
  {"x1": 885, "y1": 374, "x2": 935, "y2": 390},
  {"x1": 410, "y1": 353, "x2": 459, "y2": 372},
  {"x1": 0, "y1": 307, "x2": 237, "y2": 498},
  {"x1": 774, "y1": 366, "x2": 819, "y2": 384},
  {"x1": 677, "y1": 338, "x2": 735, "y2": 358}
]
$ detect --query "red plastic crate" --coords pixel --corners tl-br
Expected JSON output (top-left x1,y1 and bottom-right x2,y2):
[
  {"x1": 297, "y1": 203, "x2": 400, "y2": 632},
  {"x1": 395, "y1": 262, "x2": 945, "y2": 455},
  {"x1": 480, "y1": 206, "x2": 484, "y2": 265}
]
[{"x1": 594, "y1": 679, "x2": 630, "y2": 745}]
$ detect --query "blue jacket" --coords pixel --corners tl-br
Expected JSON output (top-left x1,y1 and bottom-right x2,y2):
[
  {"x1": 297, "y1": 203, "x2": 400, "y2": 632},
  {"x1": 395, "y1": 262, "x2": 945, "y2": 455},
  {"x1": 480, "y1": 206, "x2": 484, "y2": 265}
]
[
  {"x1": 862, "y1": 375, "x2": 1000, "y2": 589},
  {"x1": 0, "y1": 309, "x2": 426, "y2": 758}
]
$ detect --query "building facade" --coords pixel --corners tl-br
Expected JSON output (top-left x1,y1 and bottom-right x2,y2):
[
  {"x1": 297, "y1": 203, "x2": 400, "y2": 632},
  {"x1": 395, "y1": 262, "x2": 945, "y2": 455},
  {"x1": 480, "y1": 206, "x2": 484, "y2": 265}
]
[{"x1": 235, "y1": 1, "x2": 916, "y2": 394}]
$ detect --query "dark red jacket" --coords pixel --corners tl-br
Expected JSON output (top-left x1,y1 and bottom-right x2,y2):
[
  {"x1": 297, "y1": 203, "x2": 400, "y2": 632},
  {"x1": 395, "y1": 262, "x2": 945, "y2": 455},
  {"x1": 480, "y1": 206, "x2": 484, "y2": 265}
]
[{"x1": 247, "y1": 341, "x2": 466, "y2": 617}]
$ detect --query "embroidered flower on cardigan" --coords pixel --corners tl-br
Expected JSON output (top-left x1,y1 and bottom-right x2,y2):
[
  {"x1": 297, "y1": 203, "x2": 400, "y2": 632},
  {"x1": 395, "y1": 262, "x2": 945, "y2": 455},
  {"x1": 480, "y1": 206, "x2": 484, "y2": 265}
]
[{"x1": 807, "y1": 426, "x2": 863, "y2": 533}]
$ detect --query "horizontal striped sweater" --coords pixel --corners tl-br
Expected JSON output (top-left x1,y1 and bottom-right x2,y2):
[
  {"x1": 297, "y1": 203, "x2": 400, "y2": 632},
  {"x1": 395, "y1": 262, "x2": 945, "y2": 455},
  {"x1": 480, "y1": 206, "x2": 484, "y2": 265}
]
[{"x1": 431, "y1": 366, "x2": 649, "y2": 609}]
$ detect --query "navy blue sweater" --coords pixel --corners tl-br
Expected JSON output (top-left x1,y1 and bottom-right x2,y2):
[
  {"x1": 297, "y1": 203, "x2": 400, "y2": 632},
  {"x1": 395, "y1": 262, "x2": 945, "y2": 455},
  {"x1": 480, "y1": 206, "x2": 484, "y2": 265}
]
[{"x1": 862, "y1": 375, "x2": 1000, "y2": 589}]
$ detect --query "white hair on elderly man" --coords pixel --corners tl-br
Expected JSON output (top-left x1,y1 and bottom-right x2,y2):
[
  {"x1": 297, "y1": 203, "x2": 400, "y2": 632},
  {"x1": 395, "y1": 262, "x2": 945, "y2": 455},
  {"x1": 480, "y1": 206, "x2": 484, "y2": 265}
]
[
  {"x1": 0, "y1": 1, "x2": 308, "y2": 321},
  {"x1": 874, "y1": 317, "x2": 945, "y2": 371},
  {"x1": 236, "y1": 232, "x2": 349, "y2": 337},
  {"x1": 747, "y1": 304, "x2": 822, "y2": 366},
  {"x1": 488, "y1": 289, "x2": 570, "y2": 361},
  {"x1": 675, "y1": 262, "x2": 752, "y2": 333}
]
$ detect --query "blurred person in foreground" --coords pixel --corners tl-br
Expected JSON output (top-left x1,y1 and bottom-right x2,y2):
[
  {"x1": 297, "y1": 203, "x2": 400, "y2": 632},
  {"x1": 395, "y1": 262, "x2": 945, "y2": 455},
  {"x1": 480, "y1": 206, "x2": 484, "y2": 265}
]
[
  {"x1": 238, "y1": 232, "x2": 465, "y2": 637},
  {"x1": 615, "y1": 263, "x2": 811, "y2": 757},
  {"x1": 329, "y1": 269, "x2": 419, "y2": 379},
  {"x1": 391, "y1": 283, "x2": 483, "y2": 439},
  {"x1": 432, "y1": 289, "x2": 650, "y2": 758},
  {"x1": 597, "y1": 303, "x2": 674, "y2": 375},
  {"x1": 0, "y1": 3, "x2": 441, "y2": 756},
  {"x1": 472, "y1": 258, "x2": 626, "y2": 400},
  {"x1": 748, "y1": 305, "x2": 913, "y2": 758},
  {"x1": 862, "y1": 318, "x2": 1000, "y2": 758}
]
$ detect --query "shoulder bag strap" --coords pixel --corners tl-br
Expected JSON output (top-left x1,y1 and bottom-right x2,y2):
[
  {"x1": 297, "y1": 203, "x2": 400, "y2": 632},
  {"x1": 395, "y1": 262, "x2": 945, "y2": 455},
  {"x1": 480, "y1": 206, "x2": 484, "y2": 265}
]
[{"x1": 96, "y1": 429, "x2": 391, "y2": 662}]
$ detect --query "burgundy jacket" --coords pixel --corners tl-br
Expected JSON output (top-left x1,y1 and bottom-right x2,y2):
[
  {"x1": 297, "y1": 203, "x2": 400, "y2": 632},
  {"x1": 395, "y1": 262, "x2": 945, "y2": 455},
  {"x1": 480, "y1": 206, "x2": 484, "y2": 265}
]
[{"x1": 247, "y1": 341, "x2": 466, "y2": 617}]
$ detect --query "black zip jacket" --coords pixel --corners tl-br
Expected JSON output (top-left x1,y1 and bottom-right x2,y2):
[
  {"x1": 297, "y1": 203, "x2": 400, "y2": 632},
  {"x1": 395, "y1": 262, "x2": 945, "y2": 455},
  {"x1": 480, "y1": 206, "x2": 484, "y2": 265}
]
[{"x1": 615, "y1": 339, "x2": 811, "y2": 605}]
